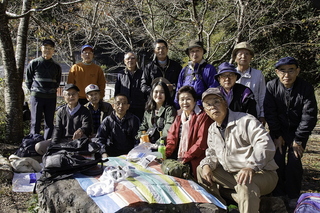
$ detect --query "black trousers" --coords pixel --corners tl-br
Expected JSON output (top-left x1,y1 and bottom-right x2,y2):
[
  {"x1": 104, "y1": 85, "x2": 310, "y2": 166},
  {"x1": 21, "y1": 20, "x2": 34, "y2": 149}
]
[{"x1": 272, "y1": 142, "x2": 303, "y2": 199}]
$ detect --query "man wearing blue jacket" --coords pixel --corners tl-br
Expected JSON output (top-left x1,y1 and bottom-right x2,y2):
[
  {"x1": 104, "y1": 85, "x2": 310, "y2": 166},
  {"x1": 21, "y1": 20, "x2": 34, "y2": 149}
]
[{"x1": 174, "y1": 40, "x2": 219, "y2": 108}]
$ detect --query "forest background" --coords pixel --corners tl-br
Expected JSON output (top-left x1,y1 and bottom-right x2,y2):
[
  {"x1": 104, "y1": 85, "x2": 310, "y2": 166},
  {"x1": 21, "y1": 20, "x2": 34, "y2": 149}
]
[{"x1": 0, "y1": 0, "x2": 319, "y2": 144}]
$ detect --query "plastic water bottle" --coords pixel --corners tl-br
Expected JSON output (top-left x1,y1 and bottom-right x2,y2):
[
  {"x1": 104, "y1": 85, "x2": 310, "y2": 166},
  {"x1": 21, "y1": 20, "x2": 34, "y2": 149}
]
[{"x1": 158, "y1": 139, "x2": 166, "y2": 160}]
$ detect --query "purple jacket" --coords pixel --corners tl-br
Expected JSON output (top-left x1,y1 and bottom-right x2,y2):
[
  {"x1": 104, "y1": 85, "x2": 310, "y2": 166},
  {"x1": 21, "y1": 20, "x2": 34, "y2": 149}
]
[{"x1": 174, "y1": 60, "x2": 219, "y2": 108}]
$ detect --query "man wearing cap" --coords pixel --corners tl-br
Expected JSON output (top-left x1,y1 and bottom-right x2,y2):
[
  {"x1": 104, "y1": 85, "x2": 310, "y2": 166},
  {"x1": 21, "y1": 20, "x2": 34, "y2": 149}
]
[
  {"x1": 215, "y1": 62, "x2": 257, "y2": 117},
  {"x1": 67, "y1": 45, "x2": 106, "y2": 105},
  {"x1": 114, "y1": 52, "x2": 146, "y2": 122},
  {"x1": 84, "y1": 84, "x2": 113, "y2": 135},
  {"x1": 264, "y1": 57, "x2": 318, "y2": 208},
  {"x1": 174, "y1": 40, "x2": 219, "y2": 108},
  {"x1": 232, "y1": 41, "x2": 266, "y2": 125},
  {"x1": 25, "y1": 39, "x2": 62, "y2": 140},
  {"x1": 35, "y1": 84, "x2": 93, "y2": 155},
  {"x1": 141, "y1": 39, "x2": 182, "y2": 101},
  {"x1": 197, "y1": 87, "x2": 278, "y2": 213}
]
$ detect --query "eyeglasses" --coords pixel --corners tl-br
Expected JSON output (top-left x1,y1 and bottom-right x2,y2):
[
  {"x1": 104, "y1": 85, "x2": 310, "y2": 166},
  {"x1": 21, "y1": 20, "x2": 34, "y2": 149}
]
[
  {"x1": 64, "y1": 92, "x2": 78, "y2": 97},
  {"x1": 277, "y1": 69, "x2": 296, "y2": 76},
  {"x1": 219, "y1": 73, "x2": 236, "y2": 79},
  {"x1": 203, "y1": 98, "x2": 223, "y2": 110}
]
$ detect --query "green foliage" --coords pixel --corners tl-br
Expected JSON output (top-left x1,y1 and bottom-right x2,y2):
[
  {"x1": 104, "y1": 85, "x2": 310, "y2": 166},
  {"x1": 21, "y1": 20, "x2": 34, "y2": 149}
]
[
  {"x1": 18, "y1": 0, "x2": 320, "y2": 87},
  {"x1": 27, "y1": 194, "x2": 39, "y2": 213}
]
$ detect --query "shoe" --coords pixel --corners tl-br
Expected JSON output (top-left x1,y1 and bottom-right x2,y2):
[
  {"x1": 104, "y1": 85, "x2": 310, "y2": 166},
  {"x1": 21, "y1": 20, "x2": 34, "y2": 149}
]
[{"x1": 288, "y1": 198, "x2": 298, "y2": 209}]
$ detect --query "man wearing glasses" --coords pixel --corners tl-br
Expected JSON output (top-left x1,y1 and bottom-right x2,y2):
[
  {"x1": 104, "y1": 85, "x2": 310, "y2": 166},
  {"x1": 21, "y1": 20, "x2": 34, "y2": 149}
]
[
  {"x1": 264, "y1": 57, "x2": 318, "y2": 209},
  {"x1": 25, "y1": 39, "x2": 62, "y2": 140},
  {"x1": 197, "y1": 87, "x2": 278, "y2": 213},
  {"x1": 68, "y1": 45, "x2": 106, "y2": 105},
  {"x1": 95, "y1": 94, "x2": 140, "y2": 158},
  {"x1": 215, "y1": 62, "x2": 257, "y2": 117},
  {"x1": 35, "y1": 84, "x2": 93, "y2": 155}
]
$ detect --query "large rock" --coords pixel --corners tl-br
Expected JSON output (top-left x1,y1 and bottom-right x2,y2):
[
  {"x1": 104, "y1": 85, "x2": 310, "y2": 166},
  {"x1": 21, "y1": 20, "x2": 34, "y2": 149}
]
[
  {"x1": 36, "y1": 177, "x2": 225, "y2": 213},
  {"x1": 36, "y1": 177, "x2": 102, "y2": 213}
]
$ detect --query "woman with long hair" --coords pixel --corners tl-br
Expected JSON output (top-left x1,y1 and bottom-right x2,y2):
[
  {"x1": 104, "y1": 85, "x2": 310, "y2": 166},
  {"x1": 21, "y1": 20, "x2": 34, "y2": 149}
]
[{"x1": 136, "y1": 79, "x2": 176, "y2": 145}]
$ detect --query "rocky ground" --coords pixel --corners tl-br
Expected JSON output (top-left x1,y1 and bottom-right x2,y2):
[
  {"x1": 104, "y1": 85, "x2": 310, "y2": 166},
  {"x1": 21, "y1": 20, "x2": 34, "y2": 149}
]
[{"x1": 0, "y1": 126, "x2": 319, "y2": 213}]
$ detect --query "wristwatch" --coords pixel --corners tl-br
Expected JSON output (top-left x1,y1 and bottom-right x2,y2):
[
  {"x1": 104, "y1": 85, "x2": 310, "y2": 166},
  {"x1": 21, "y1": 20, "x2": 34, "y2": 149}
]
[{"x1": 294, "y1": 141, "x2": 302, "y2": 146}]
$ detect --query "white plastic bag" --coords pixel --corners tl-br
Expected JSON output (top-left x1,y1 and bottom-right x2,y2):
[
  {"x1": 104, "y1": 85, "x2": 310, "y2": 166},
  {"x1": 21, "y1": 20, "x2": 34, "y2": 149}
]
[
  {"x1": 126, "y1": 143, "x2": 154, "y2": 162},
  {"x1": 12, "y1": 173, "x2": 41, "y2": 192},
  {"x1": 138, "y1": 155, "x2": 157, "y2": 168}
]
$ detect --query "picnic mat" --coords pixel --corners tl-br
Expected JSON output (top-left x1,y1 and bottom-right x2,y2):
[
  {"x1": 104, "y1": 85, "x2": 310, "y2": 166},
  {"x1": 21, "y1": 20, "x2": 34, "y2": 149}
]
[{"x1": 74, "y1": 156, "x2": 226, "y2": 213}]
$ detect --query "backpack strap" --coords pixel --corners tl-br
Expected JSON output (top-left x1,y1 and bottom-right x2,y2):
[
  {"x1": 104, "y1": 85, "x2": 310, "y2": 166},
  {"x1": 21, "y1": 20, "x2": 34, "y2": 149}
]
[{"x1": 183, "y1": 62, "x2": 208, "y2": 87}]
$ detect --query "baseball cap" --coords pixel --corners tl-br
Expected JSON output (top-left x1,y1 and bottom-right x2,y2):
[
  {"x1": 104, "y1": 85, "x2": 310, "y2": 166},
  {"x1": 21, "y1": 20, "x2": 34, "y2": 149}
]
[
  {"x1": 64, "y1": 84, "x2": 80, "y2": 91},
  {"x1": 42, "y1": 39, "x2": 55, "y2": 47},
  {"x1": 85, "y1": 84, "x2": 100, "y2": 94},
  {"x1": 202, "y1": 87, "x2": 224, "y2": 101},
  {"x1": 275, "y1": 57, "x2": 299, "y2": 69},
  {"x1": 214, "y1": 62, "x2": 241, "y2": 81},
  {"x1": 81, "y1": 45, "x2": 94, "y2": 52}
]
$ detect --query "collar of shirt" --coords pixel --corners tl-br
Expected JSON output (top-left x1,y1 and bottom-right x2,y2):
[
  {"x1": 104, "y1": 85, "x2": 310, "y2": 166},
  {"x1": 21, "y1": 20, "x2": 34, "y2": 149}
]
[
  {"x1": 67, "y1": 103, "x2": 81, "y2": 116},
  {"x1": 237, "y1": 67, "x2": 252, "y2": 78}
]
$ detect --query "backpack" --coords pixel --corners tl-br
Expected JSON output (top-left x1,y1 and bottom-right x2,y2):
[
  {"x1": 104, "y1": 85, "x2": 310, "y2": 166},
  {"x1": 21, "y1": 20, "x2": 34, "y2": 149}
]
[
  {"x1": 161, "y1": 159, "x2": 191, "y2": 179},
  {"x1": 294, "y1": 193, "x2": 320, "y2": 213},
  {"x1": 39, "y1": 138, "x2": 108, "y2": 183},
  {"x1": 14, "y1": 134, "x2": 44, "y2": 157}
]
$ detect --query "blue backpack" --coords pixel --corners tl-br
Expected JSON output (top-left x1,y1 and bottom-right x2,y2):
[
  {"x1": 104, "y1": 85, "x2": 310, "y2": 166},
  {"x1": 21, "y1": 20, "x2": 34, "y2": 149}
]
[{"x1": 294, "y1": 193, "x2": 320, "y2": 213}]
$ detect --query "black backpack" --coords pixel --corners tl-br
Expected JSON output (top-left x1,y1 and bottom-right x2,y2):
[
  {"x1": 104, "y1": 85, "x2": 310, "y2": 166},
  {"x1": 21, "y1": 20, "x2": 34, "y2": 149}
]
[
  {"x1": 39, "y1": 138, "x2": 108, "y2": 183},
  {"x1": 14, "y1": 134, "x2": 44, "y2": 157}
]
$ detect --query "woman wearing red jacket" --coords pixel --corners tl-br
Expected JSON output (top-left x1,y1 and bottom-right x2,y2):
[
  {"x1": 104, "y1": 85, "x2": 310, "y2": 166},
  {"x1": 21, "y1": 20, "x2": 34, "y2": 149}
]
[{"x1": 166, "y1": 86, "x2": 213, "y2": 180}]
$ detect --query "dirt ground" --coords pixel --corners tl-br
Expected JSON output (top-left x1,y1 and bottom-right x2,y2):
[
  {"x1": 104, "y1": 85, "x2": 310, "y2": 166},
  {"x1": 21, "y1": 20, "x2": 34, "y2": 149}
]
[{"x1": 0, "y1": 126, "x2": 319, "y2": 213}]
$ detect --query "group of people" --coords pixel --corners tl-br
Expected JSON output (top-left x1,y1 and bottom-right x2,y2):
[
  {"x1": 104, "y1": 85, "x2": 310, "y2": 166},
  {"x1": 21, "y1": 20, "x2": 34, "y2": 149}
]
[{"x1": 25, "y1": 38, "x2": 318, "y2": 212}]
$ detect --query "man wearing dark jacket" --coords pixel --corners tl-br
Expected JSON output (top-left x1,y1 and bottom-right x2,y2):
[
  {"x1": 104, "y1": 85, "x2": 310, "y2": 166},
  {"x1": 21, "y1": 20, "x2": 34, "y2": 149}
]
[
  {"x1": 85, "y1": 84, "x2": 113, "y2": 135},
  {"x1": 114, "y1": 52, "x2": 146, "y2": 122},
  {"x1": 95, "y1": 94, "x2": 140, "y2": 157},
  {"x1": 25, "y1": 39, "x2": 62, "y2": 139},
  {"x1": 264, "y1": 57, "x2": 318, "y2": 208},
  {"x1": 35, "y1": 84, "x2": 93, "y2": 155},
  {"x1": 141, "y1": 39, "x2": 182, "y2": 101}
]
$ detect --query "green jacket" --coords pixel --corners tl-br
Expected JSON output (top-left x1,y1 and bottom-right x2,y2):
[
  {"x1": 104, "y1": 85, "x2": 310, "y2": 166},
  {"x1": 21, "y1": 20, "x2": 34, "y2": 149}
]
[{"x1": 136, "y1": 105, "x2": 176, "y2": 144}]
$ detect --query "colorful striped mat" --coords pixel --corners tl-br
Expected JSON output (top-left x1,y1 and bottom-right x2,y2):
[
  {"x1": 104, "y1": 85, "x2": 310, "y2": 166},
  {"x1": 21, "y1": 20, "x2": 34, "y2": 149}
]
[{"x1": 74, "y1": 156, "x2": 226, "y2": 213}]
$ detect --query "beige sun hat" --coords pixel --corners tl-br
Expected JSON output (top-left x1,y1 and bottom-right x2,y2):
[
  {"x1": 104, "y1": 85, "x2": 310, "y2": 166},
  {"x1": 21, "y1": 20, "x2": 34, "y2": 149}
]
[{"x1": 232, "y1": 42, "x2": 254, "y2": 62}]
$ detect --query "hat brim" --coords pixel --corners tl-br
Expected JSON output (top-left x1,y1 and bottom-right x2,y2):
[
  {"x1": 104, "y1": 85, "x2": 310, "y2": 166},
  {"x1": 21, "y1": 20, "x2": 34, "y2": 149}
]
[
  {"x1": 214, "y1": 71, "x2": 241, "y2": 82},
  {"x1": 185, "y1": 46, "x2": 207, "y2": 55},
  {"x1": 232, "y1": 48, "x2": 254, "y2": 62},
  {"x1": 86, "y1": 89, "x2": 100, "y2": 94}
]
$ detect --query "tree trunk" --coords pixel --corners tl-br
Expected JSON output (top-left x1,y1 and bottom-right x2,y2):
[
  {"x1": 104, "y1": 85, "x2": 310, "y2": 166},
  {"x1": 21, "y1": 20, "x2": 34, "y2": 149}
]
[{"x1": 0, "y1": 2, "x2": 24, "y2": 143}]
